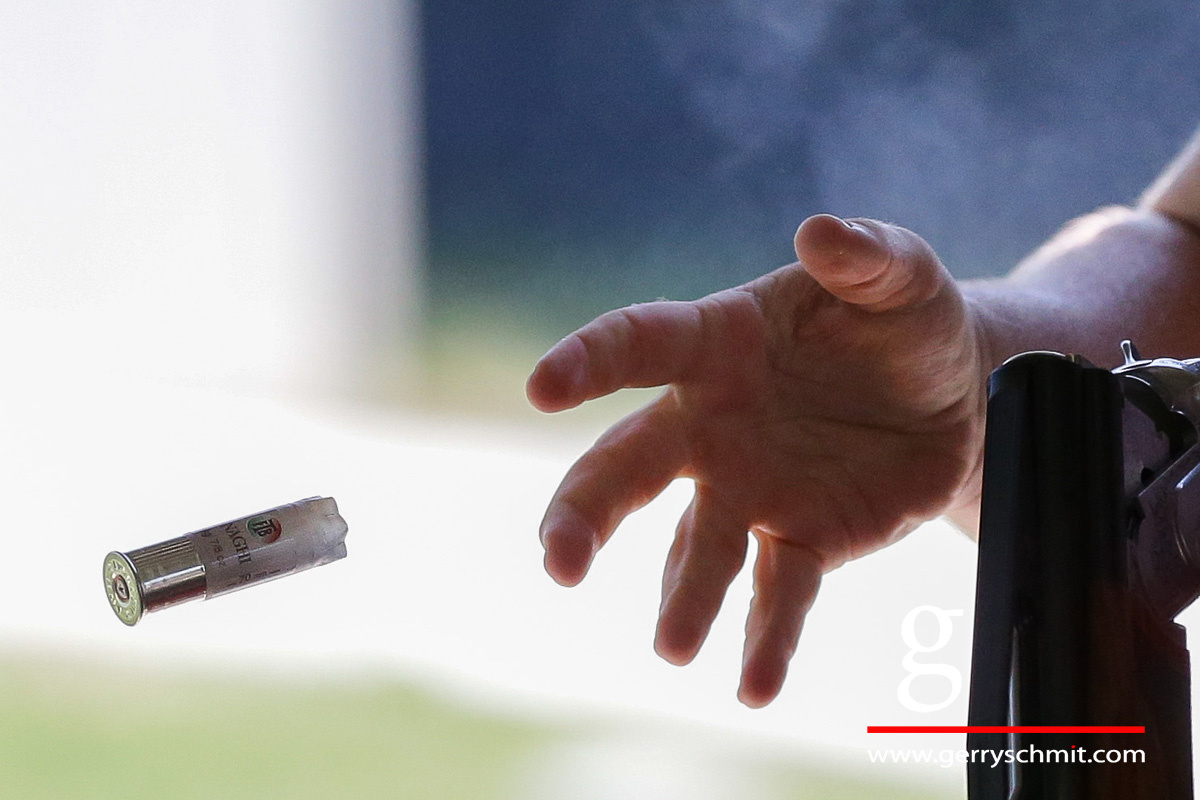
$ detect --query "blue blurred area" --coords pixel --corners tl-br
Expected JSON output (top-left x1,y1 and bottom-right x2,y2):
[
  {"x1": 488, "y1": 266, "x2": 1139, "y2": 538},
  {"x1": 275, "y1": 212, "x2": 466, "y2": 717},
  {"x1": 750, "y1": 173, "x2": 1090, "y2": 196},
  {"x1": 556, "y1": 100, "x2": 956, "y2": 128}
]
[{"x1": 421, "y1": 1, "x2": 1200, "y2": 327}]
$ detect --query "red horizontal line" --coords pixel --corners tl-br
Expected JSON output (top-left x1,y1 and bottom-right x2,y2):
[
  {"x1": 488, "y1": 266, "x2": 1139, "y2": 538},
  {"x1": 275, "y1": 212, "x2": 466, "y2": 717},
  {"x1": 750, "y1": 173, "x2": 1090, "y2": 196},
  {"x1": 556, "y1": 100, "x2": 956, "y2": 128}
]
[{"x1": 867, "y1": 726, "x2": 1144, "y2": 734}]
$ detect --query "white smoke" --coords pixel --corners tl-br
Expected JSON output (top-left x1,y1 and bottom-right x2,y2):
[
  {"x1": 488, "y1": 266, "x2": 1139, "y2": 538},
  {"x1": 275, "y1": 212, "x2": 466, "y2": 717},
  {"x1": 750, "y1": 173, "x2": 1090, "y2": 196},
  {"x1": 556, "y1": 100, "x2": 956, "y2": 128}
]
[{"x1": 640, "y1": 1, "x2": 1200, "y2": 277}]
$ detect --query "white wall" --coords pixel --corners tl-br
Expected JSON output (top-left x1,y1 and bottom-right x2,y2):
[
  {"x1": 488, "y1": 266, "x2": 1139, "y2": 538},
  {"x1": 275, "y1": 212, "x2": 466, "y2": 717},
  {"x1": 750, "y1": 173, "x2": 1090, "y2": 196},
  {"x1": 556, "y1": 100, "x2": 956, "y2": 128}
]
[{"x1": 0, "y1": 0, "x2": 421, "y2": 395}]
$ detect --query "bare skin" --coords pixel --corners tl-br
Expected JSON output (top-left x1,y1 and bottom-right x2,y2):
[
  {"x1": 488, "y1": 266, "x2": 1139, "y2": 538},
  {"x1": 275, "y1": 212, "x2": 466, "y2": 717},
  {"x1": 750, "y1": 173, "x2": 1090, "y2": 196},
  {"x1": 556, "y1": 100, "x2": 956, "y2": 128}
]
[{"x1": 528, "y1": 128, "x2": 1200, "y2": 708}]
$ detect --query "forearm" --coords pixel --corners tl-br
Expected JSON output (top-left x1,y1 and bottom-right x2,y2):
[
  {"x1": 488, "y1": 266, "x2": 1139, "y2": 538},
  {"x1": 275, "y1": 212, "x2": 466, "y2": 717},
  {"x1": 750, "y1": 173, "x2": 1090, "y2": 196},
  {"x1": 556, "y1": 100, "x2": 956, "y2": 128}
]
[
  {"x1": 1142, "y1": 125, "x2": 1200, "y2": 234},
  {"x1": 967, "y1": 125, "x2": 1200, "y2": 369},
  {"x1": 945, "y1": 129, "x2": 1200, "y2": 536},
  {"x1": 964, "y1": 205, "x2": 1200, "y2": 372},
  {"x1": 944, "y1": 208, "x2": 1200, "y2": 537}
]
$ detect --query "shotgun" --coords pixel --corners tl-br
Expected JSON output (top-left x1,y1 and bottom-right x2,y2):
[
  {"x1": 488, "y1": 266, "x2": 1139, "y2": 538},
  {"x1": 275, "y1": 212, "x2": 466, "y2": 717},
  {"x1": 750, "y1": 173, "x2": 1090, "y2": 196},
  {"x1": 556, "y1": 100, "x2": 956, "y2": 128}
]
[{"x1": 967, "y1": 343, "x2": 1200, "y2": 799}]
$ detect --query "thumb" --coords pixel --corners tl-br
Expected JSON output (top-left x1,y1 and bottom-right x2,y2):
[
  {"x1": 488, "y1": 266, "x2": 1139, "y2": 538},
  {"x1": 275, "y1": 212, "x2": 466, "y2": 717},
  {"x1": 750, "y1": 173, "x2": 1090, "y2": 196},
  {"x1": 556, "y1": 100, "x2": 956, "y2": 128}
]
[{"x1": 794, "y1": 214, "x2": 950, "y2": 312}]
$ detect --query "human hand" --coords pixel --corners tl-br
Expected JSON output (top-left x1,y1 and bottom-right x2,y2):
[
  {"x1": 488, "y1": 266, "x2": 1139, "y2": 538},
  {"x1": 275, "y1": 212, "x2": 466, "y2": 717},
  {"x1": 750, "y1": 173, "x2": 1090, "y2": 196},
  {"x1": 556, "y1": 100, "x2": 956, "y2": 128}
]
[{"x1": 526, "y1": 215, "x2": 990, "y2": 707}]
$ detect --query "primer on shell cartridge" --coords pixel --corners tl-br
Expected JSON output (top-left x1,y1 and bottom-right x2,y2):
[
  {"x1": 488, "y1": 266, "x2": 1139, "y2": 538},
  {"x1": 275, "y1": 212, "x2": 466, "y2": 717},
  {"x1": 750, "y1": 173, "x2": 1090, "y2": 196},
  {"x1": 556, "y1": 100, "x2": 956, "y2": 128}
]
[{"x1": 103, "y1": 496, "x2": 348, "y2": 626}]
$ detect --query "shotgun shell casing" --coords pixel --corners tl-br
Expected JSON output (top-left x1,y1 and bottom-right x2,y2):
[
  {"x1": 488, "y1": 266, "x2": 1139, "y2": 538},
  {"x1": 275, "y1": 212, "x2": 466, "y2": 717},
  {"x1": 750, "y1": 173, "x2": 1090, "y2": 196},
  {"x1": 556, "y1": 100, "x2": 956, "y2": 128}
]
[{"x1": 103, "y1": 496, "x2": 348, "y2": 626}]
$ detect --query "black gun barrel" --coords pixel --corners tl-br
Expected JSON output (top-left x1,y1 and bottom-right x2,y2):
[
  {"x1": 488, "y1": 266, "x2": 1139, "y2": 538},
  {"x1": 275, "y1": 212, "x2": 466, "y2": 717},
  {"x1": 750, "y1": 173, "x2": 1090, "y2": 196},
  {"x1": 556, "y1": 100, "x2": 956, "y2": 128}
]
[{"x1": 966, "y1": 351, "x2": 1192, "y2": 799}]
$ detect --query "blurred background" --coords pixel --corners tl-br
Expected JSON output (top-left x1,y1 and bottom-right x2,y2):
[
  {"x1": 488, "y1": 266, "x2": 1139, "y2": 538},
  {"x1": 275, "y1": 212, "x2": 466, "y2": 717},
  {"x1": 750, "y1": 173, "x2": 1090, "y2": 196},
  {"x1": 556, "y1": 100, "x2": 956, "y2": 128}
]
[{"x1": 2, "y1": 1, "x2": 1199, "y2": 798}]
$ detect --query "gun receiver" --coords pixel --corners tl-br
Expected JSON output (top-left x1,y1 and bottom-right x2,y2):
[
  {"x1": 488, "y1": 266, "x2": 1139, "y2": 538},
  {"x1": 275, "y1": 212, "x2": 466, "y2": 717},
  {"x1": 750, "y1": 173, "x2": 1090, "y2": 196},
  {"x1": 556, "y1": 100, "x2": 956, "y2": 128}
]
[{"x1": 967, "y1": 344, "x2": 1200, "y2": 799}]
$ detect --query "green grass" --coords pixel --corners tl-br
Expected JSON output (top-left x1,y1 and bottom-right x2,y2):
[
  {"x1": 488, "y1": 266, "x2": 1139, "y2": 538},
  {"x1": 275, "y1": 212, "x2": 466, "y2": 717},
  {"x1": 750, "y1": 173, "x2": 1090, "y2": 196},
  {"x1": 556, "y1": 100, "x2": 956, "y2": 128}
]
[
  {"x1": 0, "y1": 653, "x2": 959, "y2": 800},
  {"x1": 0, "y1": 656, "x2": 547, "y2": 800}
]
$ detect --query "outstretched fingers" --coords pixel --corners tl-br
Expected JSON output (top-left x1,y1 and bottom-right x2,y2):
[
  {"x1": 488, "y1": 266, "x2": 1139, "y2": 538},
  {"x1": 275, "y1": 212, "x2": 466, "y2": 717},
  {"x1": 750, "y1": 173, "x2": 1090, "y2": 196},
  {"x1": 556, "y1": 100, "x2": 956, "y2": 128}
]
[
  {"x1": 540, "y1": 398, "x2": 687, "y2": 586},
  {"x1": 794, "y1": 214, "x2": 950, "y2": 312},
  {"x1": 655, "y1": 488, "x2": 749, "y2": 666},
  {"x1": 526, "y1": 300, "x2": 709, "y2": 412},
  {"x1": 738, "y1": 534, "x2": 823, "y2": 708}
]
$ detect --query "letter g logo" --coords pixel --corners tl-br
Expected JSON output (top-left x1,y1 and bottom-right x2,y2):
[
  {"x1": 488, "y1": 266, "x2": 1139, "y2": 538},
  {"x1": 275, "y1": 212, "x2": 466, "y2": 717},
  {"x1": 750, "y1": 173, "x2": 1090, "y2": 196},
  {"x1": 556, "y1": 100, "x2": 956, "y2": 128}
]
[{"x1": 897, "y1": 605, "x2": 963, "y2": 713}]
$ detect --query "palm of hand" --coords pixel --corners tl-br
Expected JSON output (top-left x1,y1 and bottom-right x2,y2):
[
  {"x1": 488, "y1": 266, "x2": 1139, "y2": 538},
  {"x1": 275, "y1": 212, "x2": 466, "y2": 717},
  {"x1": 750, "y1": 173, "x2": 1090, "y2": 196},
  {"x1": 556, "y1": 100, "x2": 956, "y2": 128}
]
[{"x1": 527, "y1": 215, "x2": 987, "y2": 706}]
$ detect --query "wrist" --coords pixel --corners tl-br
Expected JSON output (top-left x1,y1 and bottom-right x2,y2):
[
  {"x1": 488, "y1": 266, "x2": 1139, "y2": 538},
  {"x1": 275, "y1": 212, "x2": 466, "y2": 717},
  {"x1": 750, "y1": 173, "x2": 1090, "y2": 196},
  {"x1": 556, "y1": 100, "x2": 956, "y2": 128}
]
[{"x1": 958, "y1": 204, "x2": 1200, "y2": 368}]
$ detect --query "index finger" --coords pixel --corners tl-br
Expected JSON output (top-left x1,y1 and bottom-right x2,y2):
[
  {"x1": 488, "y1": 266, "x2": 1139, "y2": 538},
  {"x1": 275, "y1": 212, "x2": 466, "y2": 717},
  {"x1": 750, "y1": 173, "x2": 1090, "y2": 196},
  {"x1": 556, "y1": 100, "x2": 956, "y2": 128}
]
[{"x1": 526, "y1": 300, "x2": 708, "y2": 412}]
